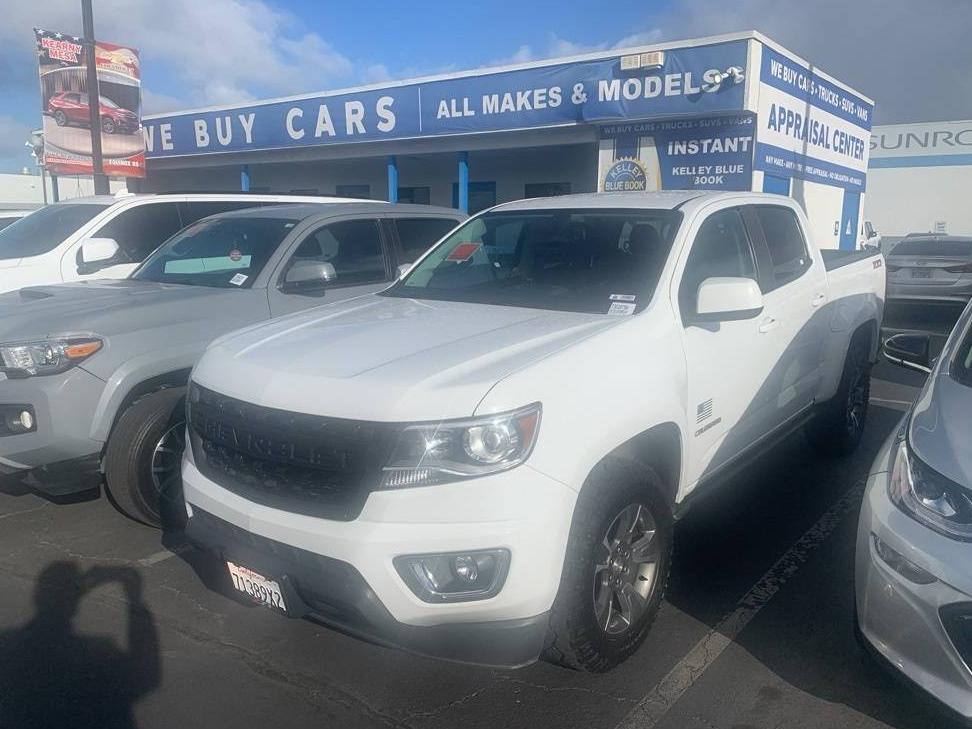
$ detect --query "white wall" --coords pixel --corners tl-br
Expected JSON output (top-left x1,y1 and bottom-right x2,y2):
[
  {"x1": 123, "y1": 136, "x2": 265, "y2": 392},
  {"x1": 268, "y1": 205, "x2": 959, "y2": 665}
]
[
  {"x1": 867, "y1": 120, "x2": 972, "y2": 238},
  {"x1": 0, "y1": 171, "x2": 126, "y2": 208},
  {"x1": 791, "y1": 177, "x2": 847, "y2": 251}
]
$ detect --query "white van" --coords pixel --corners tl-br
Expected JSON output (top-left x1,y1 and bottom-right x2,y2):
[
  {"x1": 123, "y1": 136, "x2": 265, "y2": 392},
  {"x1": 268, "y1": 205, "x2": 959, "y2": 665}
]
[{"x1": 0, "y1": 192, "x2": 356, "y2": 294}]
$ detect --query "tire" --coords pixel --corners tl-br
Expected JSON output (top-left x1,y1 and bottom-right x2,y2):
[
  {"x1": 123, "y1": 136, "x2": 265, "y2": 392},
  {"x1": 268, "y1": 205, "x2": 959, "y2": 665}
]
[
  {"x1": 542, "y1": 458, "x2": 673, "y2": 672},
  {"x1": 103, "y1": 388, "x2": 187, "y2": 528},
  {"x1": 102, "y1": 117, "x2": 115, "y2": 134},
  {"x1": 53, "y1": 110, "x2": 67, "y2": 126},
  {"x1": 805, "y1": 333, "x2": 871, "y2": 456}
]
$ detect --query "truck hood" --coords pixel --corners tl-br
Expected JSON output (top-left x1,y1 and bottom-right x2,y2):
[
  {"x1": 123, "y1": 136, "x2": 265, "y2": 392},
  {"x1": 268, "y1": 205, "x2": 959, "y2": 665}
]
[
  {"x1": 0, "y1": 279, "x2": 256, "y2": 340},
  {"x1": 193, "y1": 294, "x2": 622, "y2": 422}
]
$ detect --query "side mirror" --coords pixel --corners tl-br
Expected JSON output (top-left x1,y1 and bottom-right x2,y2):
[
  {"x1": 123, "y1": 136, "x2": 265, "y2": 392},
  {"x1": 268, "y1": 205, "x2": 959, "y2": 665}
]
[
  {"x1": 883, "y1": 333, "x2": 932, "y2": 374},
  {"x1": 280, "y1": 260, "x2": 336, "y2": 294},
  {"x1": 693, "y1": 277, "x2": 764, "y2": 322},
  {"x1": 396, "y1": 263, "x2": 412, "y2": 279},
  {"x1": 77, "y1": 237, "x2": 121, "y2": 274}
]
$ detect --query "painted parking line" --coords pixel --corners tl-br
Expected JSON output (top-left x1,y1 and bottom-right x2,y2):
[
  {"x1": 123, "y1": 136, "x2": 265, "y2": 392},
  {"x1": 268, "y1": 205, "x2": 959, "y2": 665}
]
[
  {"x1": 615, "y1": 480, "x2": 866, "y2": 729},
  {"x1": 138, "y1": 542, "x2": 192, "y2": 566}
]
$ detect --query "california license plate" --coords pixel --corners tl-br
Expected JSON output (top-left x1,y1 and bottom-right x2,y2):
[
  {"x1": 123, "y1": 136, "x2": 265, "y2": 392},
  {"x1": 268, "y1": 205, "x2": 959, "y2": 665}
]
[
  {"x1": 226, "y1": 561, "x2": 287, "y2": 612},
  {"x1": 911, "y1": 269, "x2": 932, "y2": 279}
]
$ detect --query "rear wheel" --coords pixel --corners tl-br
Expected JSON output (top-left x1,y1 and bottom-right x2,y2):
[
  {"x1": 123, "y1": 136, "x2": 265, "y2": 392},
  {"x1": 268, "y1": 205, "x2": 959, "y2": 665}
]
[
  {"x1": 543, "y1": 459, "x2": 672, "y2": 672},
  {"x1": 53, "y1": 110, "x2": 67, "y2": 126},
  {"x1": 805, "y1": 334, "x2": 871, "y2": 456},
  {"x1": 104, "y1": 388, "x2": 186, "y2": 528}
]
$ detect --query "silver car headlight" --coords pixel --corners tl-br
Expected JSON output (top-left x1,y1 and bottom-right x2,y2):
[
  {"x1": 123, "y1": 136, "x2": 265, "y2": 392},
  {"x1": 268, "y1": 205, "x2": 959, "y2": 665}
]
[
  {"x1": 888, "y1": 437, "x2": 972, "y2": 541},
  {"x1": 0, "y1": 337, "x2": 103, "y2": 378},
  {"x1": 380, "y1": 403, "x2": 541, "y2": 488}
]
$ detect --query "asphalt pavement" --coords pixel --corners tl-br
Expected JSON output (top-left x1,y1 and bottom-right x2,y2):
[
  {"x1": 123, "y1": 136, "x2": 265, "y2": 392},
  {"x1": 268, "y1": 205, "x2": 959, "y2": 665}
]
[{"x1": 0, "y1": 361, "x2": 956, "y2": 729}]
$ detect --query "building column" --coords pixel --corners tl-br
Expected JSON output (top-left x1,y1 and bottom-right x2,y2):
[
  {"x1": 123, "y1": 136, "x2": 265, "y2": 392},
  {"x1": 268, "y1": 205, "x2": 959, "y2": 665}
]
[
  {"x1": 387, "y1": 156, "x2": 398, "y2": 203},
  {"x1": 457, "y1": 151, "x2": 469, "y2": 213},
  {"x1": 240, "y1": 164, "x2": 250, "y2": 192}
]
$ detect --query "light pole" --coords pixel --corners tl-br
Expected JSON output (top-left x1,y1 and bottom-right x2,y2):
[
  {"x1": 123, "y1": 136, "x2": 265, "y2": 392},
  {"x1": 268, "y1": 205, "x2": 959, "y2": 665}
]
[{"x1": 81, "y1": 0, "x2": 109, "y2": 195}]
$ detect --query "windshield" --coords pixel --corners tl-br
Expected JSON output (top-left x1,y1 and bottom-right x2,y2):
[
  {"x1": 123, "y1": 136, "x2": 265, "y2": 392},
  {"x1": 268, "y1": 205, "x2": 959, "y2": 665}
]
[
  {"x1": 891, "y1": 238, "x2": 972, "y2": 257},
  {"x1": 132, "y1": 216, "x2": 297, "y2": 288},
  {"x1": 0, "y1": 203, "x2": 110, "y2": 261},
  {"x1": 383, "y1": 209, "x2": 681, "y2": 314}
]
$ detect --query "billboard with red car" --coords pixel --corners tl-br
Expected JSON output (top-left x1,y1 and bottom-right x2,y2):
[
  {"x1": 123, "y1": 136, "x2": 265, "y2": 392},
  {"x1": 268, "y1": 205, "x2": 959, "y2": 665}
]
[{"x1": 34, "y1": 28, "x2": 145, "y2": 178}]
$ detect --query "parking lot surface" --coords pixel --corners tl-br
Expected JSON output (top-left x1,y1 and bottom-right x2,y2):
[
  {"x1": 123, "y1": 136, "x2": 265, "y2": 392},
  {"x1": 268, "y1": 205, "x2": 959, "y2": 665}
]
[{"x1": 0, "y1": 363, "x2": 958, "y2": 729}]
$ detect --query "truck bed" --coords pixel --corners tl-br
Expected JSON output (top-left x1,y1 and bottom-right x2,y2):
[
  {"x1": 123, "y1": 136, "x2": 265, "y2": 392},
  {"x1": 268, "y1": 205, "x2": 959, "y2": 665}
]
[{"x1": 821, "y1": 248, "x2": 882, "y2": 271}]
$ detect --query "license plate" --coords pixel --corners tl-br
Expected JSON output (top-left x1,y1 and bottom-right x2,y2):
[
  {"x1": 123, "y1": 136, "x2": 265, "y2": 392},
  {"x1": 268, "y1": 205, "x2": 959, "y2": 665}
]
[
  {"x1": 226, "y1": 561, "x2": 287, "y2": 612},
  {"x1": 911, "y1": 269, "x2": 932, "y2": 279}
]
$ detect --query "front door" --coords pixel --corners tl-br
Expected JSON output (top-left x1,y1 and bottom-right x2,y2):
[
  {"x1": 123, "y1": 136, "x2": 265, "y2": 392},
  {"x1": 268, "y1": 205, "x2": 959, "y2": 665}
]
[
  {"x1": 677, "y1": 206, "x2": 780, "y2": 488},
  {"x1": 268, "y1": 217, "x2": 392, "y2": 316}
]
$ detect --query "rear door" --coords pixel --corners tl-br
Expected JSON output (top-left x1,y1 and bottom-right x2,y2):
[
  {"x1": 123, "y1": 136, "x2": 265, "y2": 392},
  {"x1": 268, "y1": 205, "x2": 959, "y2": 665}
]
[
  {"x1": 388, "y1": 216, "x2": 462, "y2": 269},
  {"x1": 267, "y1": 216, "x2": 394, "y2": 316},
  {"x1": 745, "y1": 204, "x2": 828, "y2": 425}
]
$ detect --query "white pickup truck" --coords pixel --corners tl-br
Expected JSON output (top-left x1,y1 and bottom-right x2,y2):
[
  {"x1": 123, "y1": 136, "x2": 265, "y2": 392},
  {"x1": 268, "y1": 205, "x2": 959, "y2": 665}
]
[{"x1": 181, "y1": 191, "x2": 885, "y2": 671}]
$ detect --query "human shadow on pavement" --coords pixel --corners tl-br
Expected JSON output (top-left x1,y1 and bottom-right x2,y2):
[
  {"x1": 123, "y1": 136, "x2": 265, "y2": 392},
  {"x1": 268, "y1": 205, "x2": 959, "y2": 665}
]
[{"x1": 0, "y1": 561, "x2": 161, "y2": 729}]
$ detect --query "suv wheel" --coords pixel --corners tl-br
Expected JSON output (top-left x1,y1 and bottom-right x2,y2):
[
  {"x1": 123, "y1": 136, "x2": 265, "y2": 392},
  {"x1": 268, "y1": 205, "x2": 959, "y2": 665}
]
[
  {"x1": 805, "y1": 334, "x2": 871, "y2": 456},
  {"x1": 101, "y1": 117, "x2": 115, "y2": 134},
  {"x1": 543, "y1": 459, "x2": 672, "y2": 672},
  {"x1": 104, "y1": 388, "x2": 186, "y2": 528},
  {"x1": 53, "y1": 110, "x2": 67, "y2": 126}
]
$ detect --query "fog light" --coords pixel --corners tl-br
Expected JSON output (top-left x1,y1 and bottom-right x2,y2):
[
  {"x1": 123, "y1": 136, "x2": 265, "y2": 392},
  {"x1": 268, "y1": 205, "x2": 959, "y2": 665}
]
[
  {"x1": 0, "y1": 405, "x2": 36, "y2": 436},
  {"x1": 873, "y1": 534, "x2": 936, "y2": 585},
  {"x1": 394, "y1": 549, "x2": 510, "y2": 603}
]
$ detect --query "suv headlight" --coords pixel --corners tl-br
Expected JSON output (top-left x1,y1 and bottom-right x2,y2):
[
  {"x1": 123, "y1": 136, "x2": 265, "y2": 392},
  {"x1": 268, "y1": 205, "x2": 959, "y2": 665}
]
[
  {"x1": 0, "y1": 337, "x2": 103, "y2": 378},
  {"x1": 380, "y1": 403, "x2": 541, "y2": 488},
  {"x1": 888, "y1": 437, "x2": 972, "y2": 540}
]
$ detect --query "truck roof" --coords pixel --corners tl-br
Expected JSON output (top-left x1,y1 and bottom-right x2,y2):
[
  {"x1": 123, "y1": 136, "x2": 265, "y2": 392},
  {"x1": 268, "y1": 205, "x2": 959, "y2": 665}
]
[{"x1": 490, "y1": 190, "x2": 807, "y2": 213}]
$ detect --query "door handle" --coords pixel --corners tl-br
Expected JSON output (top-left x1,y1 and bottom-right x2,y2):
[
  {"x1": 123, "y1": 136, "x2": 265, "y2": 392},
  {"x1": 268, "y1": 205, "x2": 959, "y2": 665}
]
[
  {"x1": 758, "y1": 317, "x2": 779, "y2": 334},
  {"x1": 811, "y1": 293, "x2": 826, "y2": 307}
]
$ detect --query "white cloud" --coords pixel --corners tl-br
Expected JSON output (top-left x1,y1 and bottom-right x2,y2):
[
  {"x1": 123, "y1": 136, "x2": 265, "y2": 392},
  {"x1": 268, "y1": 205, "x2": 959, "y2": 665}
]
[{"x1": 613, "y1": 29, "x2": 665, "y2": 49}]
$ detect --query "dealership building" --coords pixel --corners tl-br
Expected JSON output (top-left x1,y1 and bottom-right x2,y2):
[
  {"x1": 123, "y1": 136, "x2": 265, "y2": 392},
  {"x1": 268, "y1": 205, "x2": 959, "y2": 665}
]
[{"x1": 140, "y1": 31, "x2": 874, "y2": 250}]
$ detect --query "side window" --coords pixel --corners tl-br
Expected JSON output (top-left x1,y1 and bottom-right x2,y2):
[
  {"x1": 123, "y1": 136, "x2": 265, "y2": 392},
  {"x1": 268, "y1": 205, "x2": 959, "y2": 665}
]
[
  {"x1": 286, "y1": 219, "x2": 386, "y2": 286},
  {"x1": 754, "y1": 206, "x2": 811, "y2": 291},
  {"x1": 95, "y1": 203, "x2": 184, "y2": 263},
  {"x1": 394, "y1": 217, "x2": 459, "y2": 263},
  {"x1": 678, "y1": 208, "x2": 757, "y2": 319}
]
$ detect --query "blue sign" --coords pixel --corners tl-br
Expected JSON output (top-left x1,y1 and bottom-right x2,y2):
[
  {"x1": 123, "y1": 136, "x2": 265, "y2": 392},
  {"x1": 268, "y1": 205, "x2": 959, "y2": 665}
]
[
  {"x1": 754, "y1": 48, "x2": 873, "y2": 191},
  {"x1": 601, "y1": 113, "x2": 755, "y2": 191},
  {"x1": 143, "y1": 40, "x2": 748, "y2": 158}
]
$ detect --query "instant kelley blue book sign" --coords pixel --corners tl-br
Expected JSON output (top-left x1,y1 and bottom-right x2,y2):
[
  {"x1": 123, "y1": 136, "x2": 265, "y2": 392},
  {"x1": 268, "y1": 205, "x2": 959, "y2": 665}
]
[
  {"x1": 142, "y1": 40, "x2": 748, "y2": 158},
  {"x1": 599, "y1": 114, "x2": 756, "y2": 192}
]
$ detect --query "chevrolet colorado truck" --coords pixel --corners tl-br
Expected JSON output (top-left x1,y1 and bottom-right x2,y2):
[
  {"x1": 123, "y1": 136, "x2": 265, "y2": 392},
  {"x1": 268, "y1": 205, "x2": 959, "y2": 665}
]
[{"x1": 182, "y1": 191, "x2": 885, "y2": 671}]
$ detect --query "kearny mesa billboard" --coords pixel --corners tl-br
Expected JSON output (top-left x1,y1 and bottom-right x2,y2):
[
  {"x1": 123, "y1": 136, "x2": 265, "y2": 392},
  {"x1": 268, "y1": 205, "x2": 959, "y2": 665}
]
[{"x1": 34, "y1": 28, "x2": 145, "y2": 177}]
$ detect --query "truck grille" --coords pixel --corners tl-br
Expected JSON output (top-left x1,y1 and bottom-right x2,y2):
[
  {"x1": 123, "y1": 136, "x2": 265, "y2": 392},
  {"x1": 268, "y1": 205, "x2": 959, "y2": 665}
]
[{"x1": 187, "y1": 383, "x2": 394, "y2": 520}]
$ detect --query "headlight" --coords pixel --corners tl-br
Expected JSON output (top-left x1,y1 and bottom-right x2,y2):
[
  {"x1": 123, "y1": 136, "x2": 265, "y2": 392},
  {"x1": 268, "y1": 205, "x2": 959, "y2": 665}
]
[
  {"x1": 0, "y1": 337, "x2": 103, "y2": 377},
  {"x1": 380, "y1": 403, "x2": 541, "y2": 488},
  {"x1": 888, "y1": 437, "x2": 972, "y2": 540}
]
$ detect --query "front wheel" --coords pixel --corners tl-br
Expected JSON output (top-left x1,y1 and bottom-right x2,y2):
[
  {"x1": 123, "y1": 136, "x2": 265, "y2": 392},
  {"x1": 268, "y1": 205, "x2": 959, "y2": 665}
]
[
  {"x1": 104, "y1": 388, "x2": 186, "y2": 528},
  {"x1": 543, "y1": 459, "x2": 672, "y2": 672},
  {"x1": 53, "y1": 110, "x2": 67, "y2": 126},
  {"x1": 101, "y1": 117, "x2": 115, "y2": 134}
]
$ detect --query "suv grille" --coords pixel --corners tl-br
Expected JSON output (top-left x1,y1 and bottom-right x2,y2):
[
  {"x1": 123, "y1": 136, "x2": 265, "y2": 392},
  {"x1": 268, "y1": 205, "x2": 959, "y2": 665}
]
[{"x1": 187, "y1": 383, "x2": 394, "y2": 520}]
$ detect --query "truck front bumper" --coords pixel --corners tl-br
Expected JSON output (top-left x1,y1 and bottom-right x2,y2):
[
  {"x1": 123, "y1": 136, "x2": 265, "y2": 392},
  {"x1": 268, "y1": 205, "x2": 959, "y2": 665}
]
[
  {"x1": 0, "y1": 368, "x2": 107, "y2": 495},
  {"x1": 181, "y1": 449, "x2": 578, "y2": 668}
]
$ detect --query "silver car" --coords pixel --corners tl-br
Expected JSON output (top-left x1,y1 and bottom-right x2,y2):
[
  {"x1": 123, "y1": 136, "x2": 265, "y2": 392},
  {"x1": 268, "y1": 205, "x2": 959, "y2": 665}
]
[
  {"x1": 886, "y1": 235, "x2": 972, "y2": 302},
  {"x1": 856, "y1": 300, "x2": 972, "y2": 722}
]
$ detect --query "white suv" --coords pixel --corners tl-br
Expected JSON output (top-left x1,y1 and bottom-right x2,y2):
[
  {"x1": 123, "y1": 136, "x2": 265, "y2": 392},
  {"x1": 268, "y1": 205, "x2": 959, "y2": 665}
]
[{"x1": 0, "y1": 192, "x2": 353, "y2": 293}]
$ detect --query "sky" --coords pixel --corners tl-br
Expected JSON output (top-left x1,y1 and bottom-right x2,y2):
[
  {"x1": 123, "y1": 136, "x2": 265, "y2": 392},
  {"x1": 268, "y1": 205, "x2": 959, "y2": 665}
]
[{"x1": 0, "y1": 0, "x2": 970, "y2": 171}]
